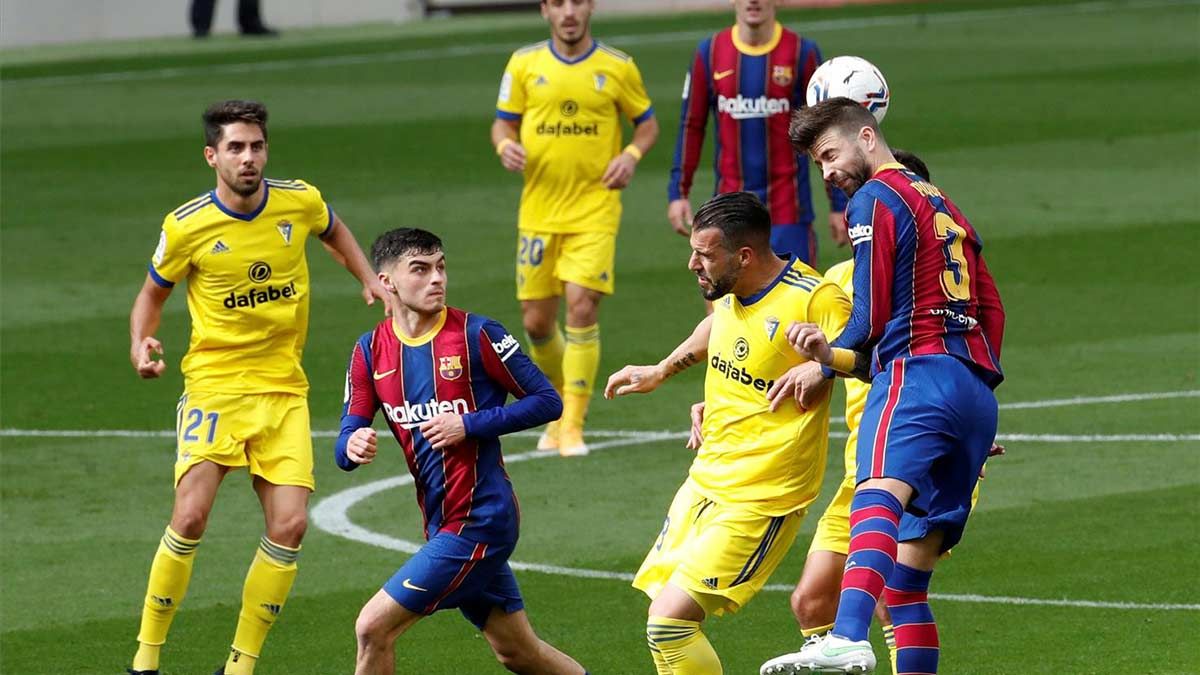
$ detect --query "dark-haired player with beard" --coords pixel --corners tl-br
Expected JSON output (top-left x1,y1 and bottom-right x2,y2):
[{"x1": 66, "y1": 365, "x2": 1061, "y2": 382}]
[
  {"x1": 127, "y1": 100, "x2": 389, "y2": 675},
  {"x1": 604, "y1": 192, "x2": 850, "y2": 674},
  {"x1": 337, "y1": 228, "x2": 586, "y2": 675},
  {"x1": 775, "y1": 99, "x2": 1005, "y2": 674}
]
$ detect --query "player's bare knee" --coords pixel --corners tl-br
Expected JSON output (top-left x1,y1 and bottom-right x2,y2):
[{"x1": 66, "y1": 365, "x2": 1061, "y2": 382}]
[
  {"x1": 491, "y1": 641, "x2": 534, "y2": 673},
  {"x1": 169, "y1": 505, "x2": 209, "y2": 539},
  {"x1": 266, "y1": 510, "x2": 307, "y2": 548},
  {"x1": 354, "y1": 610, "x2": 388, "y2": 649},
  {"x1": 565, "y1": 296, "x2": 600, "y2": 326},
  {"x1": 793, "y1": 587, "x2": 835, "y2": 627}
]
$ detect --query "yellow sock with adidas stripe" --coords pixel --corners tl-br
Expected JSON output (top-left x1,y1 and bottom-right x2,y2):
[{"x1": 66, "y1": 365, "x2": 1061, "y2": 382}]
[
  {"x1": 132, "y1": 526, "x2": 201, "y2": 671},
  {"x1": 646, "y1": 616, "x2": 722, "y2": 674},
  {"x1": 225, "y1": 537, "x2": 300, "y2": 675},
  {"x1": 526, "y1": 326, "x2": 565, "y2": 393},
  {"x1": 561, "y1": 323, "x2": 600, "y2": 432}
]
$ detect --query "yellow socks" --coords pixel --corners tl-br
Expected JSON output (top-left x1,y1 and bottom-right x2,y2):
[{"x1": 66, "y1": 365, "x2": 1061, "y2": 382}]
[
  {"x1": 133, "y1": 526, "x2": 200, "y2": 671},
  {"x1": 526, "y1": 326, "x2": 565, "y2": 392},
  {"x1": 225, "y1": 537, "x2": 300, "y2": 674},
  {"x1": 882, "y1": 623, "x2": 898, "y2": 675},
  {"x1": 646, "y1": 616, "x2": 722, "y2": 674},
  {"x1": 562, "y1": 323, "x2": 600, "y2": 431}
]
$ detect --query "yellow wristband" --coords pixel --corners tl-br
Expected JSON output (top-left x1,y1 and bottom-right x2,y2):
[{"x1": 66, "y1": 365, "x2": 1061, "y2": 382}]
[
  {"x1": 623, "y1": 144, "x2": 643, "y2": 161},
  {"x1": 830, "y1": 348, "x2": 858, "y2": 375},
  {"x1": 496, "y1": 138, "x2": 514, "y2": 156}
]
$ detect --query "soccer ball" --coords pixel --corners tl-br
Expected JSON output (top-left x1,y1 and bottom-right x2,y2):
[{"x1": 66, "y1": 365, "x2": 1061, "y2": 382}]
[{"x1": 806, "y1": 56, "x2": 890, "y2": 123}]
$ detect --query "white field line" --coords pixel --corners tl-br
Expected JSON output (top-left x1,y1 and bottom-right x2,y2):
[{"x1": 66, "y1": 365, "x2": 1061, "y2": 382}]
[
  {"x1": 309, "y1": 437, "x2": 1200, "y2": 612},
  {"x1": 999, "y1": 389, "x2": 1200, "y2": 410},
  {"x1": 5, "y1": 0, "x2": 1194, "y2": 88}
]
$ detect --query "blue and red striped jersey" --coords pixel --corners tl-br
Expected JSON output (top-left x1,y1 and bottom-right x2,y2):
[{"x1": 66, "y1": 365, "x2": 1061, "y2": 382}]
[
  {"x1": 336, "y1": 307, "x2": 561, "y2": 544},
  {"x1": 832, "y1": 163, "x2": 1005, "y2": 387},
  {"x1": 667, "y1": 23, "x2": 847, "y2": 226}
]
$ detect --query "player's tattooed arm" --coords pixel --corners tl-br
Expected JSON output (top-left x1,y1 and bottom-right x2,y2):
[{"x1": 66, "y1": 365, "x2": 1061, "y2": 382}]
[{"x1": 604, "y1": 315, "x2": 712, "y2": 398}]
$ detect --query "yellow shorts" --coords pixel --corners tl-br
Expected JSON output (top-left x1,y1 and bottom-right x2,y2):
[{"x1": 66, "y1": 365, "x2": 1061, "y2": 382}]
[
  {"x1": 808, "y1": 470, "x2": 984, "y2": 557},
  {"x1": 633, "y1": 479, "x2": 805, "y2": 617},
  {"x1": 515, "y1": 229, "x2": 616, "y2": 300},
  {"x1": 809, "y1": 472, "x2": 856, "y2": 556},
  {"x1": 174, "y1": 391, "x2": 314, "y2": 490}
]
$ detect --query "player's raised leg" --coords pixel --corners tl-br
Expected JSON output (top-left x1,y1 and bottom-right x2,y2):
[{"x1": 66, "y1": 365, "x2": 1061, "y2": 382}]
[
  {"x1": 353, "y1": 589, "x2": 425, "y2": 675},
  {"x1": 647, "y1": 584, "x2": 721, "y2": 675},
  {"x1": 130, "y1": 461, "x2": 226, "y2": 674},
  {"x1": 224, "y1": 479, "x2": 308, "y2": 675},
  {"x1": 480, "y1": 606, "x2": 586, "y2": 674}
]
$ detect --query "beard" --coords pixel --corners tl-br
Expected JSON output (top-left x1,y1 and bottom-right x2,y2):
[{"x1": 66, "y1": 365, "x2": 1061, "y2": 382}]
[
  {"x1": 837, "y1": 149, "x2": 873, "y2": 197},
  {"x1": 698, "y1": 268, "x2": 738, "y2": 301},
  {"x1": 232, "y1": 175, "x2": 261, "y2": 197}
]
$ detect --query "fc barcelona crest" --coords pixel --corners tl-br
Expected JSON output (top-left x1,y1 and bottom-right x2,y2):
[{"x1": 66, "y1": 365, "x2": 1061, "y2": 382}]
[
  {"x1": 439, "y1": 355, "x2": 463, "y2": 380},
  {"x1": 771, "y1": 65, "x2": 793, "y2": 87}
]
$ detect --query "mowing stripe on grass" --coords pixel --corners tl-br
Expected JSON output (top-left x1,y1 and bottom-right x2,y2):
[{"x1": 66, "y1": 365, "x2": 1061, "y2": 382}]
[
  {"x1": 5, "y1": 0, "x2": 1193, "y2": 88},
  {"x1": 1, "y1": 428, "x2": 1196, "y2": 442}
]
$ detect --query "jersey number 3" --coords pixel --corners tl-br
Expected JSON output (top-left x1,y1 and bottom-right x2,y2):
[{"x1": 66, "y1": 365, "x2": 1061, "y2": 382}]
[{"x1": 934, "y1": 213, "x2": 971, "y2": 301}]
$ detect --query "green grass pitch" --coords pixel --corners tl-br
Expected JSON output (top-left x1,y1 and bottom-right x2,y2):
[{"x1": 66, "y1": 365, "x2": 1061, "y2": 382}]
[{"x1": 1, "y1": 0, "x2": 1198, "y2": 672}]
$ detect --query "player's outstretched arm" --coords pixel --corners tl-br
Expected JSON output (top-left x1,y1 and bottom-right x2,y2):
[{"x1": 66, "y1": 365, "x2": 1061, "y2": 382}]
[
  {"x1": 320, "y1": 216, "x2": 393, "y2": 316},
  {"x1": 129, "y1": 274, "x2": 172, "y2": 378},
  {"x1": 604, "y1": 314, "x2": 712, "y2": 398},
  {"x1": 491, "y1": 118, "x2": 526, "y2": 173}
]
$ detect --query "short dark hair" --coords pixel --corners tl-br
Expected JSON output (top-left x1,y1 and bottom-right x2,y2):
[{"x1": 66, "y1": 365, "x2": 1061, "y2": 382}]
[
  {"x1": 203, "y1": 100, "x2": 268, "y2": 148},
  {"x1": 371, "y1": 228, "x2": 444, "y2": 270},
  {"x1": 691, "y1": 191, "x2": 772, "y2": 252},
  {"x1": 892, "y1": 148, "x2": 931, "y2": 182},
  {"x1": 788, "y1": 97, "x2": 879, "y2": 154}
]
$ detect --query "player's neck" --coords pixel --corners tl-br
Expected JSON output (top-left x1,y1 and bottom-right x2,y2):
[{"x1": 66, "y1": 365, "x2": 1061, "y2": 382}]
[
  {"x1": 738, "y1": 254, "x2": 790, "y2": 299},
  {"x1": 551, "y1": 34, "x2": 593, "y2": 60},
  {"x1": 213, "y1": 180, "x2": 265, "y2": 215},
  {"x1": 868, "y1": 149, "x2": 900, "y2": 176},
  {"x1": 736, "y1": 20, "x2": 776, "y2": 46},
  {"x1": 392, "y1": 307, "x2": 443, "y2": 342}
]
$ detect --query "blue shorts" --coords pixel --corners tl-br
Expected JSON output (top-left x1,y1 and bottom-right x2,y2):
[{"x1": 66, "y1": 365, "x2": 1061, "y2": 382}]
[
  {"x1": 856, "y1": 355, "x2": 998, "y2": 551},
  {"x1": 770, "y1": 222, "x2": 816, "y2": 265},
  {"x1": 382, "y1": 532, "x2": 524, "y2": 630}
]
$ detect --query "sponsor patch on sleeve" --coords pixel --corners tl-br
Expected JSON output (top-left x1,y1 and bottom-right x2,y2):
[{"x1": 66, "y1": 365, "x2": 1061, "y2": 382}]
[
  {"x1": 491, "y1": 332, "x2": 521, "y2": 362},
  {"x1": 847, "y1": 223, "x2": 873, "y2": 246},
  {"x1": 498, "y1": 72, "x2": 513, "y2": 103},
  {"x1": 153, "y1": 231, "x2": 167, "y2": 265}
]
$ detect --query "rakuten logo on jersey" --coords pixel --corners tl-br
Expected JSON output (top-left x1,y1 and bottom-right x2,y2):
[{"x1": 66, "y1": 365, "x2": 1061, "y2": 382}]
[
  {"x1": 847, "y1": 224, "x2": 873, "y2": 245},
  {"x1": 383, "y1": 398, "x2": 470, "y2": 429},
  {"x1": 717, "y1": 95, "x2": 790, "y2": 120}
]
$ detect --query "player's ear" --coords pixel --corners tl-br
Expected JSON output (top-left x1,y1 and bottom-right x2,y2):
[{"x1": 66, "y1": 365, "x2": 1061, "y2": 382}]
[
  {"x1": 378, "y1": 272, "x2": 396, "y2": 294},
  {"x1": 203, "y1": 145, "x2": 217, "y2": 168}
]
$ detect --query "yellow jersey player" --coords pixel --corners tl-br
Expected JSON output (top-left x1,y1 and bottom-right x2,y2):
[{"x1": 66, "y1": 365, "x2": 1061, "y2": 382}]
[
  {"x1": 126, "y1": 100, "x2": 389, "y2": 675},
  {"x1": 492, "y1": 0, "x2": 659, "y2": 457},
  {"x1": 604, "y1": 192, "x2": 850, "y2": 674}
]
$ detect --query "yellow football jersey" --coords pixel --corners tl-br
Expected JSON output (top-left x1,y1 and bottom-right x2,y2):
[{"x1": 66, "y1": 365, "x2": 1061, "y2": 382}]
[
  {"x1": 496, "y1": 40, "x2": 653, "y2": 234},
  {"x1": 149, "y1": 178, "x2": 333, "y2": 395},
  {"x1": 691, "y1": 257, "x2": 852, "y2": 516},
  {"x1": 825, "y1": 259, "x2": 870, "y2": 477}
]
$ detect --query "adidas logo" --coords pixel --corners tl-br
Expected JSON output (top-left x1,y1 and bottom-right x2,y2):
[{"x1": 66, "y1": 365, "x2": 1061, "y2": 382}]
[
  {"x1": 150, "y1": 595, "x2": 173, "y2": 607},
  {"x1": 211, "y1": 240, "x2": 230, "y2": 254},
  {"x1": 260, "y1": 602, "x2": 282, "y2": 616},
  {"x1": 701, "y1": 577, "x2": 719, "y2": 590}
]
